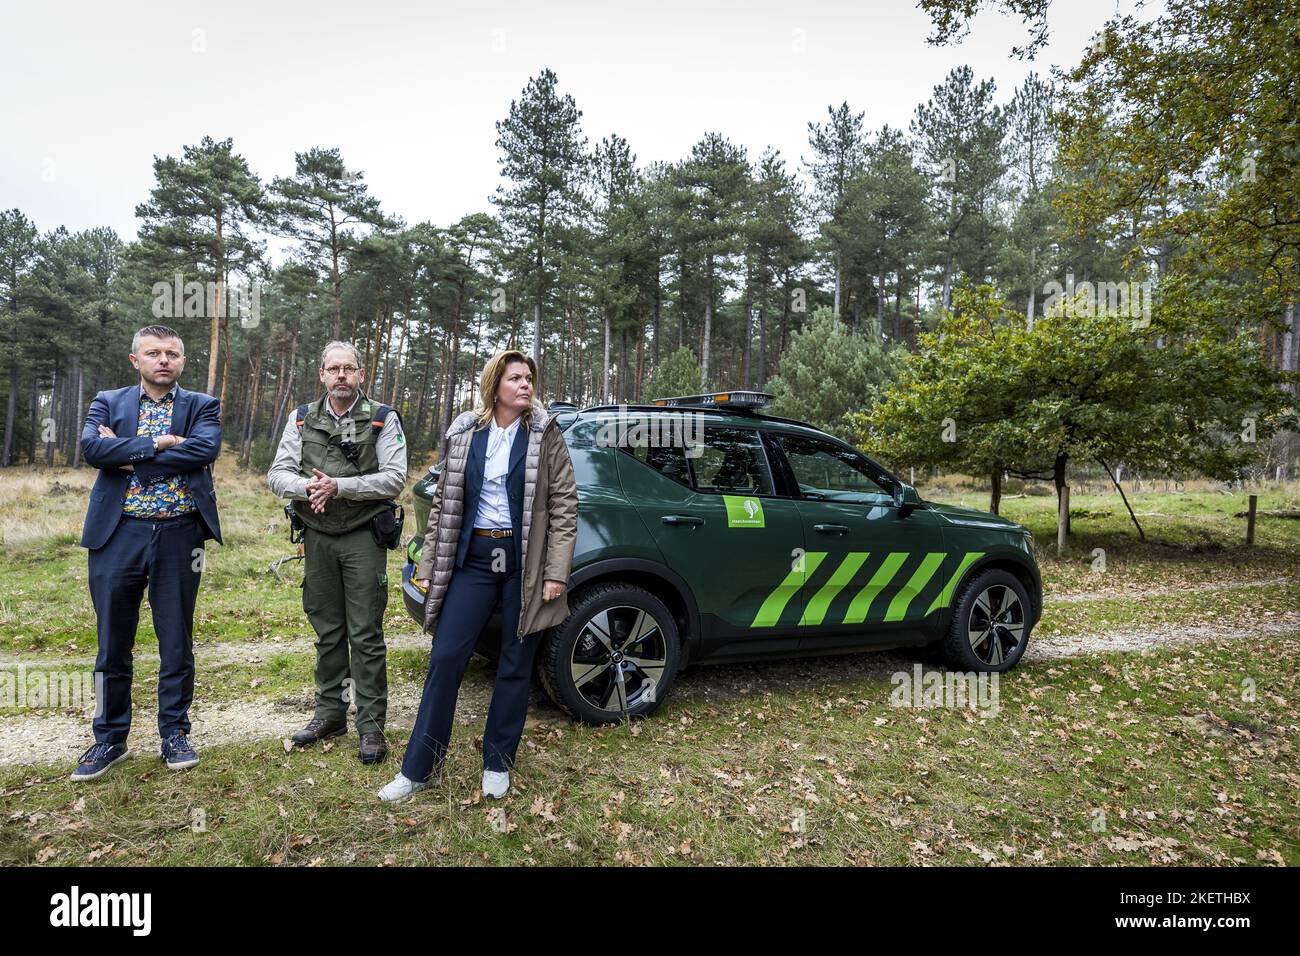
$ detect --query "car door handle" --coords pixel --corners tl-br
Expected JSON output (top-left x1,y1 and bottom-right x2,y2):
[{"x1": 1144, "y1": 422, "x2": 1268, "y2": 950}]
[
  {"x1": 661, "y1": 515, "x2": 705, "y2": 528},
  {"x1": 813, "y1": 523, "x2": 850, "y2": 535}
]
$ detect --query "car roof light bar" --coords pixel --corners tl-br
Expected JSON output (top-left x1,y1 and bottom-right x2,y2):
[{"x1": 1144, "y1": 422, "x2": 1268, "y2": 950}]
[{"x1": 650, "y1": 391, "x2": 774, "y2": 410}]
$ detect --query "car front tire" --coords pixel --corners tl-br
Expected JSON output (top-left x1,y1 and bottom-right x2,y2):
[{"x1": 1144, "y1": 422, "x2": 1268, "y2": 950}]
[
  {"x1": 940, "y1": 568, "x2": 1032, "y2": 672},
  {"x1": 539, "y1": 582, "x2": 681, "y2": 725}
]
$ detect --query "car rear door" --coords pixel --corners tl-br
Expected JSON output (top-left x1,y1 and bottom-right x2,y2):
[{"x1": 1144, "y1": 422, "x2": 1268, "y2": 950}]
[{"x1": 615, "y1": 419, "x2": 808, "y2": 660}]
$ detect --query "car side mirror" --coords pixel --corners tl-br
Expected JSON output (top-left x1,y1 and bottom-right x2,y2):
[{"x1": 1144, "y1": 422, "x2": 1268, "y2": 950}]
[{"x1": 893, "y1": 480, "x2": 919, "y2": 518}]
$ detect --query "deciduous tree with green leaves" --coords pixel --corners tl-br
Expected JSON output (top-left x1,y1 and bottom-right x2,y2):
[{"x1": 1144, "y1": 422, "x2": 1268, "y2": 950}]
[{"x1": 854, "y1": 283, "x2": 1297, "y2": 542}]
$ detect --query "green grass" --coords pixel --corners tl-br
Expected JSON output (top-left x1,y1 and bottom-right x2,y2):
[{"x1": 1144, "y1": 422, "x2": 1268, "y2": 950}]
[{"x1": 2, "y1": 634, "x2": 1296, "y2": 866}]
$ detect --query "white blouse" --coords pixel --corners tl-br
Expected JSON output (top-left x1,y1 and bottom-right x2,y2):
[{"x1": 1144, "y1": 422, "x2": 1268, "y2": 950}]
[{"x1": 473, "y1": 415, "x2": 521, "y2": 529}]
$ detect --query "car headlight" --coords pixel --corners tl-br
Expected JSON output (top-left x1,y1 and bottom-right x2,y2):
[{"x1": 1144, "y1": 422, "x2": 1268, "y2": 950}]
[{"x1": 1021, "y1": 531, "x2": 1036, "y2": 557}]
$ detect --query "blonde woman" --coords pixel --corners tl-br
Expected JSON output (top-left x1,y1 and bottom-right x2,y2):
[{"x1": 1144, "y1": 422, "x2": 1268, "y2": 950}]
[{"x1": 379, "y1": 350, "x2": 578, "y2": 802}]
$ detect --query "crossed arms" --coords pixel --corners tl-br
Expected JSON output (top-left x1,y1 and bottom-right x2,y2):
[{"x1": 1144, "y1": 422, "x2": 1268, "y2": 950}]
[{"x1": 80, "y1": 392, "x2": 221, "y2": 479}]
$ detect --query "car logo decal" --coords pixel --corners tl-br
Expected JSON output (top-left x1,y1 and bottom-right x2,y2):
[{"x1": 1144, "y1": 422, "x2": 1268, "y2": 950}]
[{"x1": 724, "y1": 495, "x2": 765, "y2": 528}]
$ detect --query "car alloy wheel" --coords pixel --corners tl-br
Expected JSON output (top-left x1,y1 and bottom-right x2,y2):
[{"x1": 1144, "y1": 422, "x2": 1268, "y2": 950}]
[
  {"x1": 967, "y1": 584, "x2": 1025, "y2": 666},
  {"x1": 570, "y1": 605, "x2": 669, "y2": 714},
  {"x1": 540, "y1": 582, "x2": 682, "y2": 725}
]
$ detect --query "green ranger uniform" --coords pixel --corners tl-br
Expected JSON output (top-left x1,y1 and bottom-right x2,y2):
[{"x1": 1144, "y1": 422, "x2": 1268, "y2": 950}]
[{"x1": 268, "y1": 391, "x2": 408, "y2": 734}]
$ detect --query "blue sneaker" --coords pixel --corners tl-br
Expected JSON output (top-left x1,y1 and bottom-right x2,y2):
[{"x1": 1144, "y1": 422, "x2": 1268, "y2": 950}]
[
  {"x1": 69, "y1": 742, "x2": 129, "y2": 782},
  {"x1": 160, "y1": 733, "x2": 199, "y2": 770}
]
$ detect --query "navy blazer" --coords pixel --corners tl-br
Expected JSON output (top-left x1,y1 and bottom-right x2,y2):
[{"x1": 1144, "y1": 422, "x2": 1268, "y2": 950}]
[
  {"x1": 455, "y1": 421, "x2": 527, "y2": 569},
  {"x1": 79, "y1": 384, "x2": 223, "y2": 551}
]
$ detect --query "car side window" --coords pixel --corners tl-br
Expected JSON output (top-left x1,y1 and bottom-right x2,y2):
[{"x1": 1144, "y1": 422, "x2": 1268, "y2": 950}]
[
  {"x1": 692, "y1": 427, "x2": 775, "y2": 496},
  {"x1": 622, "y1": 438, "x2": 692, "y2": 488},
  {"x1": 774, "y1": 434, "x2": 892, "y2": 503}
]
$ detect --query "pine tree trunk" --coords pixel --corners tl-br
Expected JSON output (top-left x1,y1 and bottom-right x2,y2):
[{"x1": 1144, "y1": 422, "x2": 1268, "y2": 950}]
[
  {"x1": 329, "y1": 204, "x2": 343, "y2": 340},
  {"x1": 44, "y1": 360, "x2": 57, "y2": 467},
  {"x1": 239, "y1": 351, "x2": 263, "y2": 464},
  {"x1": 3, "y1": 364, "x2": 17, "y2": 467},
  {"x1": 72, "y1": 360, "x2": 85, "y2": 468},
  {"x1": 620, "y1": 327, "x2": 630, "y2": 403},
  {"x1": 368, "y1": 303, "x2": 385, "y2": 385},
  {"x1": 441, "y1": 284, "x2": 465, "y2": 456},
  {"x1": 602, "y1": 314, "x2": 611, "y2": 403},
  {"x1": 652, "y1": 269, "x2": 661, "y2": 366},
  {"x1": 1026, "y1": 247, "x2": 1037, "y2": 330},
  {"x1": 269, "y1": 335, "x2": 298, "y2": 446},
  {"x1": 635, "y1": 323, "x2": 645, "y2": 403},
  {"x1": 27, "y1": 372, "x2": 39, "y2": 464},
  {"x1": 532, "y1": 300, "x2": 543, "y2": 391},
  {"x1": 558, "y1": 303, "x2": 573, "y2": 400},
  {"x1": 389, "y1": 317, "x2": 409, "y2": 407},
  {"x1": 876, "y1": 271, "x2": 886, "y2": 336},
  {"x1": 218, "y1": 317, "x2": 231, "y2": 410},
  {"x1": 701, "y1": 259, "x2": 714, "y2": 388},
  {"x1": 742, "y1": 279, "x2": 753, "y2": 389},
  {"x1": 207, "y1": 214, "x2": 224, "y2": 396},
  {"x1": 414, "y1": 320, "x2": 432, "y2": 440}
]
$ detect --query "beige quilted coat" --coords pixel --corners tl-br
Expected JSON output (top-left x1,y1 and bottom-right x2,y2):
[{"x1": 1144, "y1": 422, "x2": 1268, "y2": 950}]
[{"x1": 415, "y1": 406, "x2": 578, "y2": 640}]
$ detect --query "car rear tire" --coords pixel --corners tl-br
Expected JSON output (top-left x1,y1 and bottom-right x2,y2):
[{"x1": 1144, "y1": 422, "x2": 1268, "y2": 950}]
[
  {"x1": 539, "y1": 582, "x2": 681, "y2": 725},
  {"x1": 940, "y1": 568, "x2": 1032, "y2": 672}
]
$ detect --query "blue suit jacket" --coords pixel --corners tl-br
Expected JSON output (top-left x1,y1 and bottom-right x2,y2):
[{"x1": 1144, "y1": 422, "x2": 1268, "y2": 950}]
[
  {"x1": 79, "y1": 384, "x2": 223, "y2": 551},
  {"x1": 456, "y1": 422, "x2": 527, "y2": 569}
]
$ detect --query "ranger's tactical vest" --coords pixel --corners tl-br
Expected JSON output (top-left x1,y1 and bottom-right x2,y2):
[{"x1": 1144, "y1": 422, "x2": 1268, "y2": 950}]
[{"x1": 293, "y1": 393, "x2": 396, "y2": 535}]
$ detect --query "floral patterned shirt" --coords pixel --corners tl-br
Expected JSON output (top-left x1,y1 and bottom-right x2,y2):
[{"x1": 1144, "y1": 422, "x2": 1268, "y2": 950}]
[{"x1": 121, "y1": 387, "x2": 195, "y2": 518}]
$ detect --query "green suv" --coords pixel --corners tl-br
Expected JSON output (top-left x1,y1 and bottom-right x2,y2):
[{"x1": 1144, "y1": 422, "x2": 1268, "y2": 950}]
[{"x1": 402, "y1": 391, "x2": 1041, "y2": 725}]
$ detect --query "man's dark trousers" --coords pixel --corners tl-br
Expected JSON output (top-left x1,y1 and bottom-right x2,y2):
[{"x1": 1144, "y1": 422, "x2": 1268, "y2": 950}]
[
  {"x1": 89, "y1": 512, "x2": 206, "y2": 745},
  {"x1": 401, "y1": 534, "x2": 541, "y2": 782}
]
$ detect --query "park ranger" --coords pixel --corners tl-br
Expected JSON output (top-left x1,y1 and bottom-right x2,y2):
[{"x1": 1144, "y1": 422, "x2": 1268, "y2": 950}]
[{"x1": 267, "y1": 341, "x2": 408, "y2": 763}]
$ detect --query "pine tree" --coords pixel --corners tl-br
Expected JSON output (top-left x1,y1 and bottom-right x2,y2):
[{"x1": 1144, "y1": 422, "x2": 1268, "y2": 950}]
[
  {"x1": 135, "y1": 136, "x2": 268, "y2": 399},
  {"x1": 271, "y1": 147, "x2": 394, "y2": 339},
  {"x1": 492, "y1": 69, "x2": 588, "y2": 392}
]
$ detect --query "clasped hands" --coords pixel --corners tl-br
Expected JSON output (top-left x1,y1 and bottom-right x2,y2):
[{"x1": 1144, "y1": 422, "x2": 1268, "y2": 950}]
[
  {"x1": 97, "y1": 425, "x2": 183, "y2": 472},
  {"x1": 305, "y1": 467, "x2": 338, "y2": 513}
]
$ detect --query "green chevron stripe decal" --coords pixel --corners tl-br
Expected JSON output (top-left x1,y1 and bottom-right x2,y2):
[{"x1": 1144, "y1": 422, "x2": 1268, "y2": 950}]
[
  {"x1": 924, "y1": 551, "x2": 985, "y2": 616},
  {"x1": 883, "y1": 552, "x2": 946, "y2": 622},
  {"x1": 843, "y1": 552, "x2": 908, "y2": 624},
  {"x1": 750, "y1": 551, "x2": 827, "y2": 627},
  {"x1": 799, "y1": 551, "x2": 869, "y2": 626}
]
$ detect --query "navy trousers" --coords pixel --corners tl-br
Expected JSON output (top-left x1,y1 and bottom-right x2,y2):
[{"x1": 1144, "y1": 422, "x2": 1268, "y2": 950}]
[
  {"x1": 88, "y1": 512, "x2": 206, "y2": 745},
  {"x1": 401, "y1": 533, "x2": 542, "y2": 781}
]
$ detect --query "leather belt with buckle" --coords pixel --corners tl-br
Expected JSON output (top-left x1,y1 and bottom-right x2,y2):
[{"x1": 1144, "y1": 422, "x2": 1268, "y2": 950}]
[{"x1": 473, "y1": 528, "x2": 513, "y2": 538}]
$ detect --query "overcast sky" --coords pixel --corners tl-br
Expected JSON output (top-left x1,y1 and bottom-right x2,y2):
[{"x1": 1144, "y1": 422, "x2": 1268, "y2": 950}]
[{"x1": 2, "y1": 0, "x2": 1149, "y2": 247}]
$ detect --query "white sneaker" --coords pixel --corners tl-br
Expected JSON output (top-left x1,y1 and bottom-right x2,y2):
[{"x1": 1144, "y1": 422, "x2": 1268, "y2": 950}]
[
  {"x1": 482, "y1": 769, "x2": 510, "y2": 799},
  {"x1": 377, "y1": 772, "x2": 429, "y2": 803}
]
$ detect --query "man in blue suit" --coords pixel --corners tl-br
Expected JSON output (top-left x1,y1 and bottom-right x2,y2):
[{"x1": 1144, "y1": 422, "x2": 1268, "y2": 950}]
[{"x1": 71, "y1": 325, "x2": 223, "y2": 781}]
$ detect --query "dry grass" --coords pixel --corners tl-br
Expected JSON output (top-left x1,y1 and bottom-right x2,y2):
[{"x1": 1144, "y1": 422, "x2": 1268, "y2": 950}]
[{"x1": 0, "y1": 467, "x2": 95, "y2": 548}]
